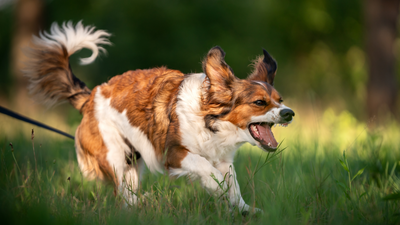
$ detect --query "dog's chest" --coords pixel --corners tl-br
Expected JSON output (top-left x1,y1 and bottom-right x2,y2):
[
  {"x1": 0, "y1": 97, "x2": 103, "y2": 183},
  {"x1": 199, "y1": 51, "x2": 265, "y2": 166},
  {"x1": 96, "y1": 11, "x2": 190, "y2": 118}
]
[{"x1": 176, "y1": 73, "x2": 246, "y2": 162}]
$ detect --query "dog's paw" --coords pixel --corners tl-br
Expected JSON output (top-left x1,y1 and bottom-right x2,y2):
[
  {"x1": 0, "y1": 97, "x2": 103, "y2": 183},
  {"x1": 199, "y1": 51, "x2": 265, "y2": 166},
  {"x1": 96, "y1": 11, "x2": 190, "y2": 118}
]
[
  {"x1": 136, "y1": 191, "x2": 155, "y2": 207},
  {"x1": 241, "y1": 205, "x2": 263, "y2": 217},
  {"x1": 254, "y1": 207, "x2": 264, "y2": 214}
]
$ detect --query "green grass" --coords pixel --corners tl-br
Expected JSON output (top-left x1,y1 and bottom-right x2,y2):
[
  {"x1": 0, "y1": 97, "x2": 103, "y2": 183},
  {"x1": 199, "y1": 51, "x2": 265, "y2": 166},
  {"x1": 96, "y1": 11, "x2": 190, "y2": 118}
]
[{"x1": 1, "y1": 109, "x2": 399, "y2": 224}]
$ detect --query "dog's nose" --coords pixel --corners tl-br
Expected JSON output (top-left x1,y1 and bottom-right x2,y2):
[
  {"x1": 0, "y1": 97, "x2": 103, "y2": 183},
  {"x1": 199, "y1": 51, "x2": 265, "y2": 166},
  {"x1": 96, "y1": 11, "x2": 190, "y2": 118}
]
[{"x1": 279, "y1": 109, "x2": 295, "y2": 121}]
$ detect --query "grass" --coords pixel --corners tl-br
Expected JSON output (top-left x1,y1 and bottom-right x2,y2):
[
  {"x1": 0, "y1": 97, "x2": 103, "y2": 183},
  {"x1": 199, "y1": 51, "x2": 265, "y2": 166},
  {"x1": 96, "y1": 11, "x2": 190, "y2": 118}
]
[{"x1": 0, "y1": 108, "x2": 399, "y2": 224}]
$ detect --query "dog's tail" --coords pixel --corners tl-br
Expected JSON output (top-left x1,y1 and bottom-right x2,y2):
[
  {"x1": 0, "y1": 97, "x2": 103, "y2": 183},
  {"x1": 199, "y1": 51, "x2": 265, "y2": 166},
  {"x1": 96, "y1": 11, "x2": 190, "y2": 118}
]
[{"x1": 24, "y1": 21, "x2": 111, "y2": 111}]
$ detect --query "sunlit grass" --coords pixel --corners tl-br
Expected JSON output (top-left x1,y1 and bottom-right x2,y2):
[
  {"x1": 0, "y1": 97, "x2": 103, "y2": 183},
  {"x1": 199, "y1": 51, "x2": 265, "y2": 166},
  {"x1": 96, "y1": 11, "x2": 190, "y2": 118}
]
[{"x1": 1, "y1": 108, "x2": 399, "y2": 224}]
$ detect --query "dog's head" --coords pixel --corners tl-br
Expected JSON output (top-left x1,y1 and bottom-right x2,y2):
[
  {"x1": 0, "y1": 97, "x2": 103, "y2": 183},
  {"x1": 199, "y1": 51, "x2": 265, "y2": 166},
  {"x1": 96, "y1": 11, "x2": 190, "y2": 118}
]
[{"x1": 201, "y1": 46, "x2": 294, "y2": 152}]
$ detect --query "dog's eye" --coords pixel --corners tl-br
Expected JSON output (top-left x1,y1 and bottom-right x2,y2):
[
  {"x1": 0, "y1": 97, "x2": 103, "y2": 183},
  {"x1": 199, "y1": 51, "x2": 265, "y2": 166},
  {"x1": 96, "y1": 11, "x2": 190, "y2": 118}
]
[
  {"x1": 279, "y1": 98, "x2": 283, "y2": 103},
  {"x1": 253, "y1": 100, "x2": 267, "y2": 106}
]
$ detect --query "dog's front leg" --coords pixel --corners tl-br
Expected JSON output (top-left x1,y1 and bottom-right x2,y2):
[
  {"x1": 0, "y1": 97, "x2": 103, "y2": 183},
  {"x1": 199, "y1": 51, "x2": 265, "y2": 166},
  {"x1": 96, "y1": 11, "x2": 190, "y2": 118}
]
[
  {"x1": 169, "y1": 151, "x2": 228, "y2": 198},
  {"x1": 216, "y1": 162, "x2": 263, "y2": 214}
]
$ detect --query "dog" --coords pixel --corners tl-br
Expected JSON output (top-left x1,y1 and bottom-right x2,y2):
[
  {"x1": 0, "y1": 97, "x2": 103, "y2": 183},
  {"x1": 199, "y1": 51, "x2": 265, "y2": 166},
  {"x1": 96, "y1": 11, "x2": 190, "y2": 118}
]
[{"x1": 24, "y1": 21, "x2": 294, "y2": 213}]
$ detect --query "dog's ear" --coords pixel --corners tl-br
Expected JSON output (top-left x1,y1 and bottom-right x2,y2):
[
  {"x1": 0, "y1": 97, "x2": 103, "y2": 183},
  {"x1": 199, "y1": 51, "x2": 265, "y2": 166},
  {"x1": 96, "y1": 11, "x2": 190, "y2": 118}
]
[
  {"x1": 202, "y1": 46, "x2": 236, "y2": 102},
  {"x1": 247, "y1": 49, "x2": 277, "y2": 86},
  {"x1": 201, "y1": 46, "x2": 236, "y2": 132}
]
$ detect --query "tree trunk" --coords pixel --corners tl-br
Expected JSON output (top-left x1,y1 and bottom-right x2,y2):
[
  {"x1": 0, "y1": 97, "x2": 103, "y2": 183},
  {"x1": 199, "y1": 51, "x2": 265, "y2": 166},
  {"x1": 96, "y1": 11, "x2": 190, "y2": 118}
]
[
  {"x1": 365, "y1": 0, "x2": 400, "y2": 121},
  {"x1": 11, "y1": 0, "x2": 44, "y2": 112}
]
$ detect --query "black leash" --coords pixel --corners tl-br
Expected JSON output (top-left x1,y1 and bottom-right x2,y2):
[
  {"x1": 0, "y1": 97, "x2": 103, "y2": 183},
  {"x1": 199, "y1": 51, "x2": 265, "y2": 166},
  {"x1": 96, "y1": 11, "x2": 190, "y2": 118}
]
[{"x1": 0, "y1": 105, "x2": 75, "y2": 140}]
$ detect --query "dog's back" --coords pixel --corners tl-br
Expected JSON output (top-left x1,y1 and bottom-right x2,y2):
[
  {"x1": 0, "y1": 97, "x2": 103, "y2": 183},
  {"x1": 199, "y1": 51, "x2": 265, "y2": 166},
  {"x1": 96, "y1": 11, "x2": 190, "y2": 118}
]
[{"x1": 24, "y1": 22, "x2": 185, "y2": 188}]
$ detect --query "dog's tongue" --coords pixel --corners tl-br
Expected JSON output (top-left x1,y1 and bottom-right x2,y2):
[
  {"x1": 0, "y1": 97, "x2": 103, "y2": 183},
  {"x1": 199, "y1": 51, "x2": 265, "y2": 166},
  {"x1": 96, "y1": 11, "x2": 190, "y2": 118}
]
[{"x1": 255, "y1": 124, "x2": 278, "y2": 148}]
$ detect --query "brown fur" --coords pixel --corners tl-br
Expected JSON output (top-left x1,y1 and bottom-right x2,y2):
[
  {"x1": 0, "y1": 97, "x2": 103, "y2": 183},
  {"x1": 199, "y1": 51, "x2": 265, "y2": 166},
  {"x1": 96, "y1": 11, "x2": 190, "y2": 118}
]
[
  {"x1": 201, "y1": 47, "x2": 238, "y2": 132},
  {"x1": 97, "y1": 68, "x2": 185, "y2": 161},
  {"x1": 220, "y1": 80, "x2": 282, "y2": 129},
  {"x1": 24, "y1": 44, "x2": 91, "y2": 110},
  {"x1": 73, "y1": 68, "x2": 187, "y2": 192},
  {"x1": 75, "y1": 87, "x2": 116, "y2": 185},
  {"x1": 247, "y1": 49, "x2": 277, "y2": 86}
]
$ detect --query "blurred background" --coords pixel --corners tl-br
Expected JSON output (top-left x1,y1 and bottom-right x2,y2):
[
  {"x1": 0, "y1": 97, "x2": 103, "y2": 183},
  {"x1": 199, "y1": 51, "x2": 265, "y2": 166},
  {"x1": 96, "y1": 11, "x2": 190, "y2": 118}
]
[
  {"x1": 0, "y1": 0, "x2": 399, "y2": 133},
  {"x1": 1, "y1": 2, "x2": 400, "y2": 223}
]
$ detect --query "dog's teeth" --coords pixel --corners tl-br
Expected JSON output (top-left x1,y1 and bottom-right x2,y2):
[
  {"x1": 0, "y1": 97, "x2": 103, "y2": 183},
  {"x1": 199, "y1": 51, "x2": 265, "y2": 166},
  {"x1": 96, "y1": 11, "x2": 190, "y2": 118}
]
[{"x1": 251, "y1": 125, "x2": 259, "y2": 136}]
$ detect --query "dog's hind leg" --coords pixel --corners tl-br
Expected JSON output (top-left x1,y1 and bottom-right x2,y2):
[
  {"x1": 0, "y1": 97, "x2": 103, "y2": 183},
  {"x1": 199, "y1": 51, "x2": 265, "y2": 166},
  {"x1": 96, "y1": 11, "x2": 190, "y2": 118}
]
[
  {"x1": 101, "y1": 137, "x2": 146, "y2": 206},
  {"x1": 120, "y1": 158, "x2": 145, "y2": 205}
]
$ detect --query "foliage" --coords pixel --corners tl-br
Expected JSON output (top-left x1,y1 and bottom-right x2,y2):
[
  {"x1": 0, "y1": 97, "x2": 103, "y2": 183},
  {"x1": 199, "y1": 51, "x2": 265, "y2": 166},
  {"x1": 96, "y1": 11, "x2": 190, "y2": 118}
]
[{"x1": 0, "y1": 0, "x2": 375, "y2": 118}]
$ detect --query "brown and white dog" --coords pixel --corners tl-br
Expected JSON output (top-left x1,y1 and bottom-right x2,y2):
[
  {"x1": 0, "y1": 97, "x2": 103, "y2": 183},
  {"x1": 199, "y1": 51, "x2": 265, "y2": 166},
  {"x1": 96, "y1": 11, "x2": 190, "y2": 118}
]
[{"x1": 25, "y1": 22, "x2": 294, "y2": 213}]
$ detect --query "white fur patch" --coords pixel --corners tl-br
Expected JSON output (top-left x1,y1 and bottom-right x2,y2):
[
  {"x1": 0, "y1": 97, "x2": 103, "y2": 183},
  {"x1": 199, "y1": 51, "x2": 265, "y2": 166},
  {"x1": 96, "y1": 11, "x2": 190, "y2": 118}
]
[
  {"x1": 33, "y1": 21, "x2": 111, "y2": 65},
  {"x1": 175, "y1": 73, "x2": 253, "y2": 165},
  {"x1": 94, "y1": 87, "x2": 163, "y2": 175},
  {"x1": 169, "y1": 152, "x2": 226, "y2": 194}
]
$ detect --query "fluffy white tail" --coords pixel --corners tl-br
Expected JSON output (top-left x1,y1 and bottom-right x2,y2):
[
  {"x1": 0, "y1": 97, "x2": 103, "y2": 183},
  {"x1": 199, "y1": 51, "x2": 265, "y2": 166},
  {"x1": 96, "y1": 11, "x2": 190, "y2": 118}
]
[
  {"x1": 33, "y1": 21, "x2": 111, "y2": 64},
  {"x1": 24, "y1": 21, "x2": 111, "y2": 110}
]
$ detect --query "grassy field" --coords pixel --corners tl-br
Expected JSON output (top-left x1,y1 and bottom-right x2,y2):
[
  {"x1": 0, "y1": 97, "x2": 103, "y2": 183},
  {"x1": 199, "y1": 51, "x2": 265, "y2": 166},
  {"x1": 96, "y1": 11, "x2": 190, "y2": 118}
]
[{"x1": 1, "y1": 108, "x2": 399, "y2": 224}]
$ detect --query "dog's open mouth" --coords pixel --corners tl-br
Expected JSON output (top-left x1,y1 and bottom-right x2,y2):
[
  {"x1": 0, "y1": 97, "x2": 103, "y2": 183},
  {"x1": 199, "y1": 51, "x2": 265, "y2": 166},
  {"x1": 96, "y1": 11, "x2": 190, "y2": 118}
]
[{"x1": 248, "y1": 122, "x2": 289, "y2": 152}]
